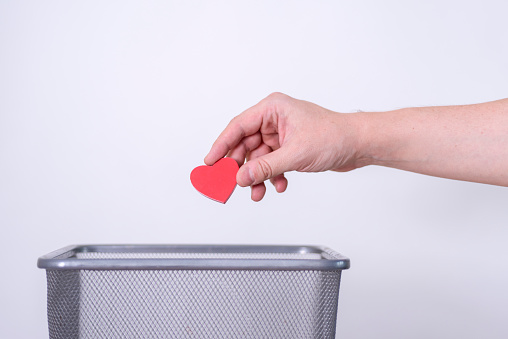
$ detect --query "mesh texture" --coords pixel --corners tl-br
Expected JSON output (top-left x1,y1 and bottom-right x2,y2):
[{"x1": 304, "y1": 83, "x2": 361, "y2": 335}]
[{"x1": 46, "y1": 269, "x2": 341, "y2": 339}]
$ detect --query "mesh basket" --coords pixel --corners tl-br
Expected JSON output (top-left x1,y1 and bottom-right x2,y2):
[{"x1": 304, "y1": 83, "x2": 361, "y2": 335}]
[{"x1": 38, "y1": 245, "x2": 350, "y2": 339}]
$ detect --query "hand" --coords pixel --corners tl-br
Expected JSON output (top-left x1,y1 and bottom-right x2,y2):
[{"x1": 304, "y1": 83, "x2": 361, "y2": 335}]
[{"x1": 205, "y1": 93, "x2": 366, "y2": 201}]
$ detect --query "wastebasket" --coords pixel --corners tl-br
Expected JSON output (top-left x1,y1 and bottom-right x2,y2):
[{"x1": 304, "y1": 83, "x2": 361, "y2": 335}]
[{"x1": 38, "y1": 244, "x2": 350, "y2": 339}]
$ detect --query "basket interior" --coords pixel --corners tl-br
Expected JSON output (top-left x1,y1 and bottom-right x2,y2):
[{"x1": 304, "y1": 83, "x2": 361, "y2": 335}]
[{"x1": 75, "y1": 252, "x2": 324, "y2": 260}]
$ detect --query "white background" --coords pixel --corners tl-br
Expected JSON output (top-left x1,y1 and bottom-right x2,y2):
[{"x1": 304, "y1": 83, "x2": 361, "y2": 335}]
[{"x1": 1, "y1": 1, "x2": 507, "y2": 338}]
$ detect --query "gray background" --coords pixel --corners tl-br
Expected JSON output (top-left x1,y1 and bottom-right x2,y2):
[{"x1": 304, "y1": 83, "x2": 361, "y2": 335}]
[{"x1": 1, "y1": 1, "x2": 507, "y2": 338}]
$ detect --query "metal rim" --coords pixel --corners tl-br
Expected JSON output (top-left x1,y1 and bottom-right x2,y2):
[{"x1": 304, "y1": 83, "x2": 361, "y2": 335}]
[{"x1": 37, "y1": 244, "x2": 350, "y2": 271}]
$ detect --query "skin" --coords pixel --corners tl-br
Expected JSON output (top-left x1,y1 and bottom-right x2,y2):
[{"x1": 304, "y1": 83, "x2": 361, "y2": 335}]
[{"x1": 205, "y1": 93, "x2": 508, "y2": 201}]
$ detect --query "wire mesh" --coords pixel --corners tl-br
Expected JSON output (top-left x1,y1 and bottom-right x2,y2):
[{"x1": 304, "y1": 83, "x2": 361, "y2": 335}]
[{"x1": 46, "y1": 269, "x2": 342, "y2": 339}]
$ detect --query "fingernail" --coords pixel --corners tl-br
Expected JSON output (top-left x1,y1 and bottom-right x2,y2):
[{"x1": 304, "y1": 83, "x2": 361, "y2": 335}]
[
  {"x1": 238, "y1": 166, "x2": 255, "y2": 187},
  {"x1": 247, "y1": 167, "x2": 255, "y2": 185}
]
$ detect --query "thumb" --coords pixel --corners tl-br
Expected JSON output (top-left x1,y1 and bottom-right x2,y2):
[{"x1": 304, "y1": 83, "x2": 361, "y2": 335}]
[{"x1": 237, "y1": 148, "x2": 292, "y2": 187}]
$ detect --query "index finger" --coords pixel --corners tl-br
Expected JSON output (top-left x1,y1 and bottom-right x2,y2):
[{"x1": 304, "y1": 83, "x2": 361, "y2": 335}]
[{"x1": 204, "y1": 101, "x2": 266, "y2": 165}]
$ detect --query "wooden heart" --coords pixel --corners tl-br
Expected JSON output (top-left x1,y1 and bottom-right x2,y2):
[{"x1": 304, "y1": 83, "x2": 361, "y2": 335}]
[{"x1": 190, "y1": 157, "x2": 239, "y2": 203}]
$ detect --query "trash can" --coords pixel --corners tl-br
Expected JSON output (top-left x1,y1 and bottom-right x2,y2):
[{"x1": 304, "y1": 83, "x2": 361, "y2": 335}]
[{"x1": 38, "y1": 244, "x2": 350, "y2": 339}]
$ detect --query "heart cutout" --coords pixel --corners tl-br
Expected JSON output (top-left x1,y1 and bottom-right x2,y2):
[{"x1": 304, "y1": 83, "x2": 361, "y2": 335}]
[{"x1": 190, "y1": 157, "x2": 239, "y2": 203}]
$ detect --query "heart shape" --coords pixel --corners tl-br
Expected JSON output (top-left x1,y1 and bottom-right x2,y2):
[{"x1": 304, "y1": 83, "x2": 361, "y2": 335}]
[{"x1": 190, "y1": 157, "x2": 239, "y2": 203}]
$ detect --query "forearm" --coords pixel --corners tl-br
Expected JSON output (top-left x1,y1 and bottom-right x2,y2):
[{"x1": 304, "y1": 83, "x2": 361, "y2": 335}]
[{"x1": 354, "y1": 99, "x2": 508, "y2": 186}]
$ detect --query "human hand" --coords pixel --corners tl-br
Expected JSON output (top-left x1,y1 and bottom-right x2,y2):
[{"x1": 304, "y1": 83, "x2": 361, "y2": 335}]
[{"x1": 205, "y1": 93, "x2": 366, "y2": 201}]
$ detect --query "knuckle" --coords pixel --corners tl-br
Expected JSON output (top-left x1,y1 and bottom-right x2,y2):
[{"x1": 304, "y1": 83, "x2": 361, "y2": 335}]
[
  {"x1": 266, "y1": 92, "x2": 288, "y2": 102},
  {"x1": 228, "y1": 115, "x2": 241, "y2": 127},
  {"x1": 243, "y1": 133, "x2": 261, "y2": 151},
  {"x1": 255, "y1": 158, "x2": 273, "y2": 181},
  {"x1": 262, "y1": 92, "x2": 292, "y2": 116},
  {"x1": 224, "y1": 118, "x2": 245, "y2": 139}
]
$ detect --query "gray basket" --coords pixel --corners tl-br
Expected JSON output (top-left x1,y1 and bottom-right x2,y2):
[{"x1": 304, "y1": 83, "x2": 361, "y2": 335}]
[{"x1": 38, "y1": 244, "x2": 350, "y2": 339}]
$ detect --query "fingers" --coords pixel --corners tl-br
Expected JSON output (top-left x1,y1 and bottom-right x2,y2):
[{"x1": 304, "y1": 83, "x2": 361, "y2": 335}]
[
  {"x1": 243, "y1": 143, "x2": 271, "y2": 201},
  {"x1": 270, "y1": 174, "x2": 288, "y2": 193},
  {"x1": 235, "y1": 141, "x2": 288, "y2": 201},
  {"x1": 250, "y1": 183, "x2": 266, "y2": 202},
  {"x1": 237, "y1": 146, "x2": 291, "y2": 187},
  {"x1": 204, "y1": 92, "x2": 295, "y2": 201},
  {"x1": 204, "y1": 92, "x2": 292, "y2": 166},
  {"x1": 227, "y1": 132, "x2": 262, "y2": 167},
  {"x1": 204, "y1": 102, "x2": 266, "y2": 166}
]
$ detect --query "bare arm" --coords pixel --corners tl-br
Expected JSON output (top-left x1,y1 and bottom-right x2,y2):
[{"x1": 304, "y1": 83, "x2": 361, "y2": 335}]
[
  {"x1": 205, "y1": 93, "x2": 508, "y2": 201},
  {"x1": 358, "y1": 99, "x2": 508, "y2": 186}
]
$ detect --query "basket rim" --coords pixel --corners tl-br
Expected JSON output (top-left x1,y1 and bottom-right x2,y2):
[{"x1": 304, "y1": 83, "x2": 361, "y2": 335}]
[{"x1": 37, "y1": 244, "x2": 350, "y2": 271}]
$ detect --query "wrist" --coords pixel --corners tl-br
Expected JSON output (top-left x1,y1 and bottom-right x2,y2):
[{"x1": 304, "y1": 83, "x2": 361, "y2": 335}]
[
  {"x1": 346, "y1": 111, "x2": 378, "y2": 169},
  {"x1": 328, "y1": 110, "x2": 378, "y2": 170},
  {"x1": 350, "y1": 108, "x2": 407, "y2": 168}
]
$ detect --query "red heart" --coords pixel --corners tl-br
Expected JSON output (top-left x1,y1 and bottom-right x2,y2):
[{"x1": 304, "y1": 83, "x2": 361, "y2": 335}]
[{"x1": 190, "y1": 157, "x2": 239, "y2": 203}]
